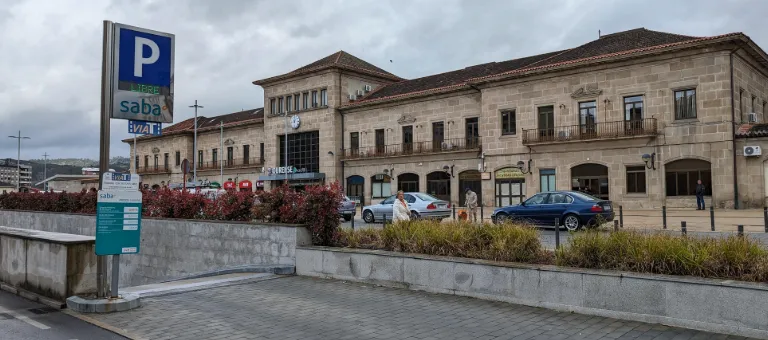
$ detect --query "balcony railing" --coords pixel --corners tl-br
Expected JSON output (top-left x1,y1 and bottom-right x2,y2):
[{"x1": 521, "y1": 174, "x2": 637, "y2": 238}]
[
  {"x1": 197, "y1": 157, "x2": 265, "y2": 171},
  {"x1": 137, "y1": 165, "x2": 171, "y2": 174},
  {"x1": 522, "y1": 118, "x2": 658, "y2": 145},
  {"x1": 341, "y1": 137, "x2": 481, "y2": 160}
]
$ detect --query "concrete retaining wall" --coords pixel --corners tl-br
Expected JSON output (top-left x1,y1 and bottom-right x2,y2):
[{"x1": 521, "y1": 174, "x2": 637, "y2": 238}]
[
  {"x1": 0, "y1": 210, "x2": 310, "y2": 287},
  {"x1": 297, "y1": 246, "x2": 768, "y2": 339},
  {"x1": 0, "y1": 226, "x2": 96, "y2": 302}
]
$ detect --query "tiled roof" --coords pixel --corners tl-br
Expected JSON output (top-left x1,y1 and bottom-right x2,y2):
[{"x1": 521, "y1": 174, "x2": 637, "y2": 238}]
[
  {"x1": 123, "y1": 108, "x2": 264, "y2": 142},
  {"x1": 736, "y1": 123, "x2": 768, "y2": 138},
  {"x1": 343, "y1": 28, "x2": 745, "y2": 108},
  {"x1": 253, "y1": 51, "x2": 402, "y2": 85}
]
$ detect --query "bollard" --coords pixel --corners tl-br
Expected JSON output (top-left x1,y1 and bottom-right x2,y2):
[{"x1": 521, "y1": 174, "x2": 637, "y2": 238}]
[
  {"x1": 614, "y1": 220, "x2": 619, "y2": 232},
  {"x1": 452, "y1": 205, "x2": 456, "y2": 220},
  {"x1": 480, "y1": 205, "x2": 484, "y2": 222},
  {"x1": 710, "y1": 206, "x2": 715, "y2": 231},
  {"x1": 681, "y1": 221, "x2": 687, "y2": 235},
  {"x1": 764, "y1": 207, "x2": 768, "y2": 233},
  {"x1": 554, "y1": 218, "x2": 560, "y2": 250},
  {"x1": 351, "y1": 211, "x2": 356, "y2": 231},
  {"x1": 738, "y1": 225, "x2": 744, "y2": 236},
  {"x1": 662, "y1": 206, "x2": 667, "y2": 230},
  {"x1": 619, "y1": 205, "x2": 623, "y2": 228}
]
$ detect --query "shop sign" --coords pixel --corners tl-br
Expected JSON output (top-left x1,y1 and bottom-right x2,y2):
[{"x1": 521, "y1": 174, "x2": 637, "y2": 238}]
[
  {"x1": 495, "y1": 167, "x2": 525, "y2": 179},
  {"x1": 481, "y1": 172, "x2": 491, "y2": 180},
  {"x1": 266, "y1": 166, "x2": 308, "y2": 176},
  {"x1": 459, "y1": 171, "x2": 482, "y2": 180}
]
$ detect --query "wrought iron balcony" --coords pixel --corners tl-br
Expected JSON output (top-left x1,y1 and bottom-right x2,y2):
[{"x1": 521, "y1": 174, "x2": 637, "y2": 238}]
[
  {"x1": 137, "y1": 165, "x2": 171, "y2": 174},
  {"x1": 196, "y1": 157, "x2": 265, "y2": 171},
  {"x1": 341, "y1": 137, "x2": 481, "y2": 160},
  {"x1": 522, "y1": 118, "x2": 658, "y2": 145}
]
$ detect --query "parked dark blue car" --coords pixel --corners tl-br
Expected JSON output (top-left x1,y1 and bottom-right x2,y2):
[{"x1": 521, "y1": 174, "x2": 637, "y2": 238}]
[{"x1": 491, "y1": 191, "x2": 614, "y2": 231}]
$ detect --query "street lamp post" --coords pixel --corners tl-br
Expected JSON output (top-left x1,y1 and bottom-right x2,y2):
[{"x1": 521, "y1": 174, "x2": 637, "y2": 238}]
[
  {"x1": 189, "y1": 100, "x2": 204, "y2": 185},
  {"x1": 8, "y1": 131, "x2": 31, "y2": 191},
  {"x1": 42, "y1": 152, "x2": 49, "y2": 191}
]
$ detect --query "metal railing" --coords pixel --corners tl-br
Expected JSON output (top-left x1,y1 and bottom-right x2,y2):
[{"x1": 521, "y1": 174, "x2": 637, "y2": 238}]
[
  {"x1": 522, "y1": 118, "x2": 658, "y2": 144},
  {"x1": 137, "y1": 165, "x2": 171, "y2": 174},
  {"x1": 197, "y1": 157, "x2": 265, "y2": 170},
  {"x1": 341, "y1": 137, "x2": 481, "y2": 160}
]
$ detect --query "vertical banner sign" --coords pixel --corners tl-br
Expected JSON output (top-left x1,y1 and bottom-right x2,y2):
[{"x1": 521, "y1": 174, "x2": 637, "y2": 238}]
[
  {"x1": 111, "y1": 23, "x2": 175, "y2": 123},
  {"x1": 96, "y1": 190, "x2": 142, "y2": 255}
]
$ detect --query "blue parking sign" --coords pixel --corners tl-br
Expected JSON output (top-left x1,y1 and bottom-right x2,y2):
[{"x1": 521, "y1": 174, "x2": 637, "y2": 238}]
[{"x1": 111, "y1": 23, "x2": 174, "y2": 124}]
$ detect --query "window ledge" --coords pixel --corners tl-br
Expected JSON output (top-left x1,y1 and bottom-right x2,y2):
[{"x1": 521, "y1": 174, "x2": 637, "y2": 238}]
[
  {"x1": 671, "y1": 118, "x2": 699, "y2": 125},
  {"x1": 498, "y1": 134, "x2": 518, "y2": 140},
  {"x1": 623, "y1": 193, "x2": 648, "y2": 198}
]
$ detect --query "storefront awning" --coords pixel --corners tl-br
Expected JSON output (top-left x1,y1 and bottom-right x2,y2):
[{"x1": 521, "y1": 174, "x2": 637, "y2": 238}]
[{"x1": 258, "y1": 172, "x2": 325, "y2": 181}]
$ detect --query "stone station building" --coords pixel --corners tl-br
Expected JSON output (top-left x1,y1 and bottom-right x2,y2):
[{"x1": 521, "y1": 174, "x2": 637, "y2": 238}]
[{"x1": 127, "y1": 28, "x2": 768, "y2": 209}]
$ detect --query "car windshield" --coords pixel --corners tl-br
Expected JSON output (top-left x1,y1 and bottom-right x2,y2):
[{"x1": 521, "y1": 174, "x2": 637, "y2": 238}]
[
  {"x1": 569, "y1": 191, "x2": 600, "y2": 201},
  {"x1": 413, "y1": 193, "x2": 440, "y2": 201}
]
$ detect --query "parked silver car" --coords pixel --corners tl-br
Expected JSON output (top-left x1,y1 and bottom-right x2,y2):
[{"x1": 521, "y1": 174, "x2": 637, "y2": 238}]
[
  {"x1": 362, "y1": 192, "x2": 451, "y2": 223},
  {"x1": 339, "y1": 195, "x2": 356, "y2": 221}
]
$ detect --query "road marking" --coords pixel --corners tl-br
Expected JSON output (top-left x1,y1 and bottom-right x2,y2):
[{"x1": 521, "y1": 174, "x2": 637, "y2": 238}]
[{"x1": 0, "y1": 306, "x2": 50, "y2": 330}]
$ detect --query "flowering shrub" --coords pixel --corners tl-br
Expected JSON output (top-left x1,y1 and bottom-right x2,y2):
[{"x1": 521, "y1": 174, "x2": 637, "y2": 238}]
[{"x1": 0, "y1": 191, "x2": 98, "y2": 213}]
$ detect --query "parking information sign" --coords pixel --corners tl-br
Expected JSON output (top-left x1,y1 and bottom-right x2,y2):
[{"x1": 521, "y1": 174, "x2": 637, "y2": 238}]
[
  {"x1": 96, "y1": 190, "x2": 142, "y2": 255},
  {"x1": 128, "y1": 120, "x2": 162, "y2": 135},
  {"x1": 111, "y1": 23, "x2": 175, "y2": 123},
  {"x1": 102, "y1": 172, "x2": 140, "y2": 191}
]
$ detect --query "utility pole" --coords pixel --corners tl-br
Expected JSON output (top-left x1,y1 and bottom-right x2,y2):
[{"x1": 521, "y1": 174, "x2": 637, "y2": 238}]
[
  {"x1": 284, "y1": 111, "x2": 289, "y2": 184},
  {"x1": 220, "y1": 121, "x2": 224, "y2": 186},
  {"x1": 189, "y1": 100, "x2": 203, "y2": 185},
  {"x1": 8, "y1": 131, "x2": 31, "y2": 191},
  {"x1": 42, "y1": 152, "x2": 49, "y2": 191}
]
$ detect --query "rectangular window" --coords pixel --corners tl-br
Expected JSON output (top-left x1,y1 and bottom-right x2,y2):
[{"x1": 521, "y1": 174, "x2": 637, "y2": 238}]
[
  {"x1": 579, "y1": 101, "x2": 597, "y2": 135},
  {"x1": 175, "y1": 151, "x2": 180, "y2": 166},
  {"x1": 278, "y1": 131, "x2": 320, "y2": 173},
  {"x1": 320, "y1": 89, "x2": 328, "y2": 106},
  {"x1": 674, "y1": 89, "x2": 696, "y2": 120},
  {"x1": 302, "y1": 92, "x2": 309, "y2": 109},
  {"x1": 350, "y1": 132, "x2": 359, "y2": 156},
  {"x1": 465, "y1": 117, "x2": 479, "y2": 148},
  {"x1": 375, "y1": 129, "x2": 385, "y2": 155},
  {"x1": 294, "y1": 95, "x2": 300, "y2": 111},
  {"x1": 311, "y1": 91, "x2": 318, "y2": 107},
  {"x1": 432, "y1": 121, "x2": 444, "y2": 150},
  {"x1": 624, "y1": 95, "x2": 644, "y2": 132},
  {"x1": 164, "y1": 153, "x2": 169, "y2": 169},
  {"x1": 226, "y1": 146, "x2": 233, "y2": 166},
  {"x1": 212, "y1": 148, "x2": 218, "y2": 164},
  {"x1": 198, "y1": 150, "x2": 203, "y2": 168},
  {"x1": 372, "y1": 174, "x2": 392, "y2": 198},
  {"x1": 259, "y1": 143, "x2": 265, "y2": 163},
  {"x1": 278, "y1": 97, "x2": 284, "y2": 113},
  {"x1": 540, "y1": 169, "x2": 556, "y2": 192},
  {"x1": 270, "y1": 98, "x2": 276, "y2": 115},
  {"x1": 538, "y1": 105, "x2": 555, "y2": 138},
  {"x1": 501, "y1": 110, "x2": 516, "y2": 135},
  {"x1": 626, "y1": 166, "x2": 646, "y2": 194},
  {"x1": 153, "y1": 155, "x2": 158, "y2": 169},
  {"x1": 243, "y1": 145, "x2": 250, "y2": 164},
  {"x1": 286, "y1": 95, "x2": 292, "y2": 112},
  {"x1": 665, "y1": 169, "x2": 712, "y2": 196},
  {"x1": 144, "y1": 155, "x2": 149, "y2": 169},
  {"x1": 402, "y1": 125, "x2": 413, "y2": 153}
]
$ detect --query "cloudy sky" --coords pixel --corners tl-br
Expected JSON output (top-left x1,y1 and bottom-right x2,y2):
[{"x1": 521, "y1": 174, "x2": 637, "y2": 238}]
[{"x1": 0, "y1": 0, "x2": 766, "y2": 161}]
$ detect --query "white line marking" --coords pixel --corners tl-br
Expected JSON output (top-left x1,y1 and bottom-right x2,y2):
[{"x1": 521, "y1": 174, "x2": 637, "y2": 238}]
[{"x1": 0, "y1": 306, "x2": 50, "y2": 330}]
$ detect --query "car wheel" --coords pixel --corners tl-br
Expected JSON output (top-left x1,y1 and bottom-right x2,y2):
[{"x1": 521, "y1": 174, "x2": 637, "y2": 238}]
[
  {"x1": 363, "y1": 210, "x2": 374, "y2": 223},
  {"x1": 343, "y1": 215, "x2": 352, "y2": 222},
  {"x1": 563, "y1": 214, "x2": 581, "y2": 231},
  {"x1": 494, "y1": 213, "x2": 508, "y2": 224},
  {"x1": 410, "y1": 210, "x2": 420, "y2": 219}
]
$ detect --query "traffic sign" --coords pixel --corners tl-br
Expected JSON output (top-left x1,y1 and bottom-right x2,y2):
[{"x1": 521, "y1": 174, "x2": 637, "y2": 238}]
[
  {"x1": 96, "y1": 190, "x2": 142, "y2": 255},
  {"x1": 102, "y1": 172, "x2": 140, "y2": 191},
  {"x1": 128, "y1": 120, "x2": 162, "y2": 135},
  {"x1": 111, "y1": 23, "x2": 174, "y2": 123}
]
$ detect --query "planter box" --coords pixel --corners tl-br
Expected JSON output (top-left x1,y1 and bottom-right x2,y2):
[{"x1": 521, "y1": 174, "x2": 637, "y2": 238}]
[{"x1": 297, "y1": 246, "x2": 768, "y2": 339}]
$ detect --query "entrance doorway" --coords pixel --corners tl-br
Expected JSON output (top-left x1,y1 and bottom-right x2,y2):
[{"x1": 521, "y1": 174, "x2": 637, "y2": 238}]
[
  {"x1": 571, "y1": 163, "x2": 609, "y2": 200},
  {"x1": 346, "y1": 175, "x2": 364, "y2": 204},
  {"x1": 397, "y1": 173, "x2": 419, "y2": 193},
  {"x1": 427, "y1": 171, "x2": 451, "y2": 202},
  {"x1": 459, "y1": 170, "x2": 482, "y2": 207},
  {"x1": 494, "y1": 167, "x2": 526, "y2": 206}
]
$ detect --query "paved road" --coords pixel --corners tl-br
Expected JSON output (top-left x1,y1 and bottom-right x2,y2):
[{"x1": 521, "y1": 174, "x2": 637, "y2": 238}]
[
  {"x1": 85, "y1": 276, "x2": 754, "y2": 340},
  {"x1": 0, "y1": 290, "x2": 125, "y2": 340}
]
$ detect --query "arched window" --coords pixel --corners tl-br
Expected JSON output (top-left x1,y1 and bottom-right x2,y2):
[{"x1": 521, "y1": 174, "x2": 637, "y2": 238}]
[
  {"x1": 665, "y1": 159, "x2": 711, "y2": 196},
  {"x1": 427, "y1": 171, "x2": 451, "y2": 202},
  {"x1": 459, "y1": 170, "x2": 482, "y2": 206},
  {"x1": 571, "y1": 163, "x2": 609, "y2": 200},
  {"x1": 397, "y1": 173, "x2": 419, "y2": 193}
]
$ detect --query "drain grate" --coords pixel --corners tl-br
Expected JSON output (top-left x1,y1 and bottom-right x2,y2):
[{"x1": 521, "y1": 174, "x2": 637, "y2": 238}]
[
  {"x1": 0, "y1": 313, "x2": 13, "y2": 320},
  {"x1": 27, "y1": 307, "x2": 59, "y2": 315}
]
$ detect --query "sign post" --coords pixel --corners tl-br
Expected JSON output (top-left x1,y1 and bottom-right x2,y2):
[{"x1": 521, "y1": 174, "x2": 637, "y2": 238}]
[
  {"x1": 181, "y1": 158, "x2": 189, "y2": 191},
  {"x1": 98, "y1": 20, "x2": 174, "y2": 299}
]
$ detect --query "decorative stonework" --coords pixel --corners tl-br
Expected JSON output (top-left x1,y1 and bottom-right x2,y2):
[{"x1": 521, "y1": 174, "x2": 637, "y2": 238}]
[
  {"x1": 570, "y1": 84, "x2": 602, "y2": 99},
  {"x1": 397, "y1": 114, "x2": 416, "y2": 125},
  {"x1": 152, "y1": 147, "x2": 160, "y2": 154},
  {"x1": 224, "y1": 138, "x2": 235, "y2": 146}
]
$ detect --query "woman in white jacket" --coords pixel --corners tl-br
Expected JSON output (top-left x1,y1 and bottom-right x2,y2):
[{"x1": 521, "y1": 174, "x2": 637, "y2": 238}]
[{"x1": 392, "y1": 190, "x2": 411, "y2": 223}]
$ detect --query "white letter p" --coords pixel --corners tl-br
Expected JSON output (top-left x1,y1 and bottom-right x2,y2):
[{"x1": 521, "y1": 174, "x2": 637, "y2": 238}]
[{"x1": 134, "y1": 37, "x2": 159, "y2": 78}]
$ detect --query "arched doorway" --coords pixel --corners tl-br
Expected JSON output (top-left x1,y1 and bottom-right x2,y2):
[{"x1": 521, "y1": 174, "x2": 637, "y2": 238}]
[
  {"x1": 665, "y1": 159, "x2": 711, "y2": 196},
  {"x1": 459, "y1": 170, "x2": 482, "y2": 206},
  {"x1": 346, "y1": 175, "x2": 364, "y2": 203},
  {"x1": 370, "y1": 174, "x2": 392, "y2": 200},
  {"x1": 427, "y1": 171, "x2": 451, "y2": 202},
  {"x1": 397, "y1": 173, "x2": 419, "y2": 193},
  {"x1": 571, "y1": 163, "x2": 609, "y2": 199},
  {"x1": 495, "y1": 167, "x2": 526, "y2": 206}
]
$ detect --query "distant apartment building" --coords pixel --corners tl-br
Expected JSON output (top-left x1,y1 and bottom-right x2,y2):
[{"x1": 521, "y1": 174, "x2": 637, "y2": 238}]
[{"x1": 0, "y1": 158, "x2": 32, "y2": 188}]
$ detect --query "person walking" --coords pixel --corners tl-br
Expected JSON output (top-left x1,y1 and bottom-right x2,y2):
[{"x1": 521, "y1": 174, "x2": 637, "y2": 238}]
[
  {"x1": 695, "y1": 179, "x2": 706, "y2": 210},
  {"x1": 392, "y1": 190, "x2": 411, "y2": 223},
  {"x1": 464, "y1": 187, "x2": 478, "y2": 223}
]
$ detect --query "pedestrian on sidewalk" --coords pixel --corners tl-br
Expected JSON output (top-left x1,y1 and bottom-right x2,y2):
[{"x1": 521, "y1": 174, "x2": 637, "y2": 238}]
[
  {"x1": 392, "y1": 190, "x2": 411, "y2": 223},
  {"x1": 695, "y1": 179, "x2": 706, "y2": 210},
  {"x1": 464, "y1": 187, "x2": 478, "y2": 223}
]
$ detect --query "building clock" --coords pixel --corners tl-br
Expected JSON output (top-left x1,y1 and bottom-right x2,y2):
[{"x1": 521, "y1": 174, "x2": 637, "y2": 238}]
[{"x1": 291, "y1": 115, "x2": 301, "y2": 129}]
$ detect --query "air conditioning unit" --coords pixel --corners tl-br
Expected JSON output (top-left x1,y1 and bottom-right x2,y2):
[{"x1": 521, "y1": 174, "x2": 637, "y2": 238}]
[
  {"x1": 744, "y1": 145, "x2": 762, "y2": 157},
  {"x1": 748, "y1": 112, "x2": 758, "y2": 123},
  {"x1": 356, "y1": 89, "x2": 364, "y2": 96},
  {"x1": 348, "y1": 94, "x2": 356, "y2": 100},
  {"x1": 363, "y1": 84, "x2": 372, "y2": 92}
]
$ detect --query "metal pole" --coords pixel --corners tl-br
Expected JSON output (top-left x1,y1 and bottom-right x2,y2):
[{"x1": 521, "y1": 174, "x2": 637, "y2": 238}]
[
  {"x1": 764, "y1": 207, "x2": 768, "y2": 233},
  {"x1": 710, "y1": 206, "x2": 715, "y2": 231},
  {"x1": 681, "y1": 221, "x2": 687, "y2": 235},
  {"x1": 16, "y1": 131, "x2": 20, "y2": 191},
  {"x1": 284, "y1": 112, "x2": 289, "y2": 184},
  {"x1": 662, "y1": 205, "x2": 667, "y2": 229},
  {"x1": 220, "y1": 121, "x2": 224, "y2": 185},
  {"x1": 132, "y1": 134, "x2": 137, "y2": 174},
  {"x1": 98, "y1": 20, "x2": 114, "y2": 299},
  {"x1": 738, "y1": 224, "x2": 744, "y2": 236},
  {"x1": 189, "y1": 100, "x2": 203, "y2": 185},
  {"x1": 614, "y1": 220, "x2": 619, "y2": 232},
  {"x1": 42, "y1": 153, "x2": 49, "y2": 191},
  {"x1": 619, "y1": 205, "x2": 623, "y2": 228},
  {"x1": 554, "y1": 218, "x2": 560, "y2": 249},
  {"x1": 351, "y1": 211, "x2": 355, "y2": 231}
]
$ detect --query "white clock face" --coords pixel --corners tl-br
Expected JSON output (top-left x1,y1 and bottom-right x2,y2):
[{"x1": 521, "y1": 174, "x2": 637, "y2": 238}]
[{"x1": 291, "y1": 115, "x2": 300, "y2": 129}]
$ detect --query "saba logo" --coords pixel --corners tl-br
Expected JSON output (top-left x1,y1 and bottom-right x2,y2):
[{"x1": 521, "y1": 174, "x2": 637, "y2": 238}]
[
  {"x1": 99, "y1": 193, "x2": 114, "y2": 199},
  {"x1": 119, "y1": 99, "x2": 166, "y2": 116}
]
